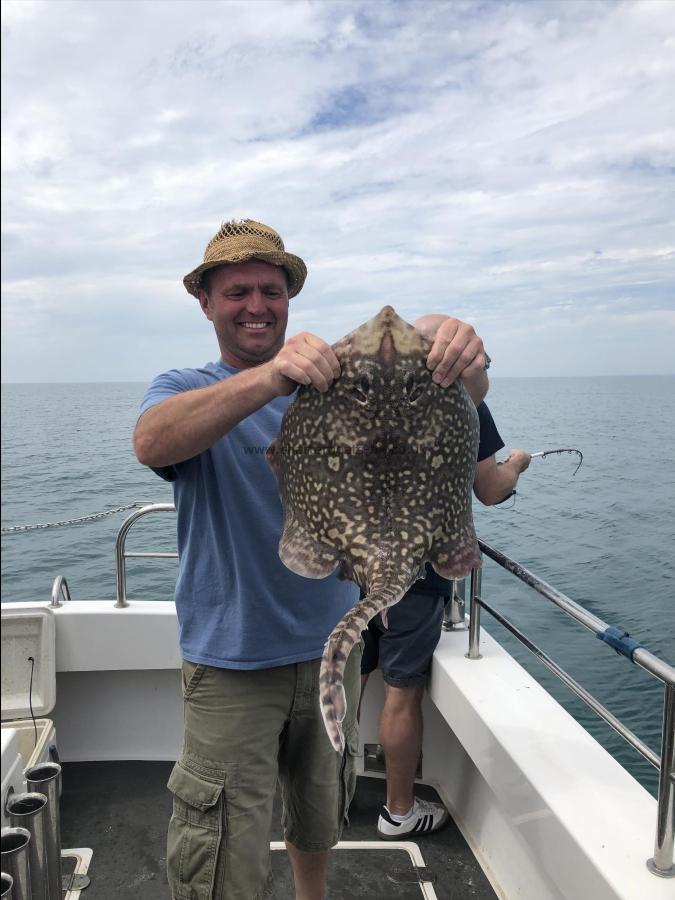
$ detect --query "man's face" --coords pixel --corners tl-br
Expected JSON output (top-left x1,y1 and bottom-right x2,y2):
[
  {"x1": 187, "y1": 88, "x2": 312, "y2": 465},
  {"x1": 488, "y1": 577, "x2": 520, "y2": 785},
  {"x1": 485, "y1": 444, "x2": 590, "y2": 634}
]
[{"x1": 198, "y1": 260, "x2": 290, "y2": 368}]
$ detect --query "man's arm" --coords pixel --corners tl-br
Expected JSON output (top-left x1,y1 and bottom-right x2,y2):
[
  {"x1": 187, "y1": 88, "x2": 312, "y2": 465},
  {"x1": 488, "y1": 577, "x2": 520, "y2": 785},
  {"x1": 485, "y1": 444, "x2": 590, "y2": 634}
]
[
  {"x1": 473, "y1": 450, "x2": 531, "y2": 506},
  {"x1": 134, "y1": 332, "x2": 340, "y2": 468},
  {"x1": 413, "y1": 314, "x2": 489, "y2": 405}
]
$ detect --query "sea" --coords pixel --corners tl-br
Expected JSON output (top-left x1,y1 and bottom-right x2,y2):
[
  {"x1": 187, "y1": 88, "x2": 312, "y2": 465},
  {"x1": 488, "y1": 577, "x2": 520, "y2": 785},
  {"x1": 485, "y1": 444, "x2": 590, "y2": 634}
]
[{"x1": 1, "y1": 376, "x2": 674, "y2": 797}]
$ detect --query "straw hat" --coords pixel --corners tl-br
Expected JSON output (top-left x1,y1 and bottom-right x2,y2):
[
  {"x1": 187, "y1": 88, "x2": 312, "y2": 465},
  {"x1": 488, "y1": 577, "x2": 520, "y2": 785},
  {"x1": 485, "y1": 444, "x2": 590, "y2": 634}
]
[{"x1": 183, "y1": 219, "x2": 307, "y2": 298}]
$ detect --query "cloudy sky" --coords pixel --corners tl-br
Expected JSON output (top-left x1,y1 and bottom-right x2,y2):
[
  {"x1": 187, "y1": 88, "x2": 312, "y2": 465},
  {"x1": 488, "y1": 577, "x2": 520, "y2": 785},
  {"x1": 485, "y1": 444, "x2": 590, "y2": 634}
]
[{"x1": 2, "y1": 0, "x2": 674, "y2": 382}]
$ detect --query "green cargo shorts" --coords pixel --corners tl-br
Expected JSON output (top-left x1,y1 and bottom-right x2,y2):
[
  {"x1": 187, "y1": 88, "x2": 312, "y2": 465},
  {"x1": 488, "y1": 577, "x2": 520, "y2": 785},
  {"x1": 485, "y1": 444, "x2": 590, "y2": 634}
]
[{"x1": 166, "y1": 646, "x2": 362, "y2": 900}]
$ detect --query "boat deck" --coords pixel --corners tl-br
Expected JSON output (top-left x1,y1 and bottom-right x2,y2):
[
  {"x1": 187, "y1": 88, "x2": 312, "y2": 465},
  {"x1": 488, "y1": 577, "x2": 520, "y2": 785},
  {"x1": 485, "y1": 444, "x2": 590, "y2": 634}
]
[{"x1": 60, "y1": 761, "x2": 497, "y2": 899}]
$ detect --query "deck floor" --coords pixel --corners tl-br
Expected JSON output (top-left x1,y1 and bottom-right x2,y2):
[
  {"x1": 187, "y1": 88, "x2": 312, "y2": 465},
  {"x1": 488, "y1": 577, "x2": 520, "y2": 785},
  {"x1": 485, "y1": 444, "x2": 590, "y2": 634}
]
[{"x1": 60, "y1": 761, "x2": 497, "y2": 899}]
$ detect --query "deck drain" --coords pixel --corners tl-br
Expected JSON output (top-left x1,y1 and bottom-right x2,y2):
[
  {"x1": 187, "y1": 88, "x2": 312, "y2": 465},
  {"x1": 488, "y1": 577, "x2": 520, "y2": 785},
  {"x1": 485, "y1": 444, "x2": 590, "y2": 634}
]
[
  {"x1": 63, "y1": 873, "x2": 91, "y2": 891},
  {"x1": 387, "y1": 866, "x2": 437, "y2": 885}
]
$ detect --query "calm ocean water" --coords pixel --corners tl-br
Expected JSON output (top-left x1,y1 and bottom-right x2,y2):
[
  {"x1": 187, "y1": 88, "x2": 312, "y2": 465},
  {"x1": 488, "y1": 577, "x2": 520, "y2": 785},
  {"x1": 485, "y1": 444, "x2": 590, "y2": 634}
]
[{"x1": 2, "y1": 376, "x2": 674, "y2": 795}]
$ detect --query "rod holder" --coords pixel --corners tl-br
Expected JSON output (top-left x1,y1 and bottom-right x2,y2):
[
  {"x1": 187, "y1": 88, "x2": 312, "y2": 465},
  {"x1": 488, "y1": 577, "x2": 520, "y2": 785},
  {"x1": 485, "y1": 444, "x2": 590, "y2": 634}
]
[
  {"x1": 7, "y1": 794, "x2": 49, "y2": 900},
  {"x1": 442, "y1": 580, "x2": 466, "y2": 631},
  {"x1": 466, "y1": 563, "x2": 483, "y2": 659},
  {"x1": 1, "y1": 827, "x2": 32, "y2": 900},
  {"x1": 25, "y1": 765, "x2": 62, "y2": 900},
  {"x1": 0, "y1": 871, "x2": 13, "y2": 898}
]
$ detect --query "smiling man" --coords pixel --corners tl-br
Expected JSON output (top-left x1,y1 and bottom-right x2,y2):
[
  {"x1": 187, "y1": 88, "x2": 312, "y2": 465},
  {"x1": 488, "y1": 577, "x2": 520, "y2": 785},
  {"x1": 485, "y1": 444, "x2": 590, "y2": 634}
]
[
  {"x1": 133, "y1": 219, "x2": 489, "y2": 900},
  {"x1": 199, "y1": 260, "x2": 289, "y2": 367}
]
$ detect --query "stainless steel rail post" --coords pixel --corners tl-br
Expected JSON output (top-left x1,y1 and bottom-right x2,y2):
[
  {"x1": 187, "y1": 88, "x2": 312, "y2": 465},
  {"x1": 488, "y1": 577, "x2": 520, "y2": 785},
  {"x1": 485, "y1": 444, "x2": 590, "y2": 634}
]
[
  {"x1": 7, "y1": 794, "x2": 49, "y2": 900},
  {"x1": 49, "y1": 576, "x2": 71, "y2": 609},
  {"x1": 114, "y1": 503, "x2": 177, "y2": 608},
  {"x1": 1, "y1": 827, "x2": 31, "y2": 900},
  {"x1": 25, "y1": 765, "x2": 61, "y2": 900},
  {"x1": 647, "y1": 683, "x2": 675, "y2": 877},
  {"x1": 466, "y1": 563, "x2": 482, "y2": 660}
]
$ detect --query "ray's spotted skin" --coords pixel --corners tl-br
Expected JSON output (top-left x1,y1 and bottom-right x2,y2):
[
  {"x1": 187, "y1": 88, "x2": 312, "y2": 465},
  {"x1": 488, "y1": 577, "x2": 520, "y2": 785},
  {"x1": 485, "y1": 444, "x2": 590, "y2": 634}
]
[{"x1": 267, "y1": 306, "x2": 481, "y2": 751}]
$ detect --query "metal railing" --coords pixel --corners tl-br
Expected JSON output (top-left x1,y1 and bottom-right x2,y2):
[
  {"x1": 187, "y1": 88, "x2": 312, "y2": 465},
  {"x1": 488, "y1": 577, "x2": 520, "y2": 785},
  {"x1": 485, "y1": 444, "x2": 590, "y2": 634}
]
[
  {"x1": 466, "y1": 540, "x2": 675, "y2": 878},
  {"x1": 49, "y1": 575, "x2": 72, "y2": 608},
  {"x1": 109, "y1": 505, "x2": 674, "y2": 876},
  {"x1": 114, "y1": 503, "x2": 177, "y2": 608}
]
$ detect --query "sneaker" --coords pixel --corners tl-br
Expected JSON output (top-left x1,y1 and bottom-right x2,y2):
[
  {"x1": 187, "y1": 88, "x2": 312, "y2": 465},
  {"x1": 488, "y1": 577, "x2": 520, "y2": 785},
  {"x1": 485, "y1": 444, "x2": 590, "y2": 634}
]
[{"x1": 377, "y1": 796, "x2": 449, "y2": 840}]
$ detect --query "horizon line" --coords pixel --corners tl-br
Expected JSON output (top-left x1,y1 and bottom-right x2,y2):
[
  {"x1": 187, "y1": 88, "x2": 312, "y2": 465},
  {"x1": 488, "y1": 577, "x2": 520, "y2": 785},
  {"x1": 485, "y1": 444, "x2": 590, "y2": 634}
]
[{"x1": 2, "y1": 372, "x2": 674, "y2": 386}]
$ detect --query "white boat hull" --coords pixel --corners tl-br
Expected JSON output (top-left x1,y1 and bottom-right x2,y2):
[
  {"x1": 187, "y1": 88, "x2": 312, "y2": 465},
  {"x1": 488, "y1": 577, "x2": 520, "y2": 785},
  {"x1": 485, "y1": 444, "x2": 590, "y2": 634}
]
[{"x1": 1, "y1": 600, "x2": 669, "y2": 899}]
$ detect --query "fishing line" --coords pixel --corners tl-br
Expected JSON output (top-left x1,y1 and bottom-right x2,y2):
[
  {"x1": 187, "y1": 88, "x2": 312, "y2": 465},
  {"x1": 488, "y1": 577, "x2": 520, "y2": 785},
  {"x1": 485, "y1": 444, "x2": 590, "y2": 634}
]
[
  {"x1": 495, "y1": 491, "x2": 517, "y2": 509},
  {"x1": 27, "y1": 655, "x2": 38, "y2": 750}
]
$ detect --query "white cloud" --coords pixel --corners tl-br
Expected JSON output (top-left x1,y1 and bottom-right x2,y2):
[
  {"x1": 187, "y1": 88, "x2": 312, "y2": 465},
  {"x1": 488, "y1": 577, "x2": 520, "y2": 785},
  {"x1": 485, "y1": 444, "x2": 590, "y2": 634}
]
[{"x1": 2, "y1": 0, "x2": 674, "y2": 381}]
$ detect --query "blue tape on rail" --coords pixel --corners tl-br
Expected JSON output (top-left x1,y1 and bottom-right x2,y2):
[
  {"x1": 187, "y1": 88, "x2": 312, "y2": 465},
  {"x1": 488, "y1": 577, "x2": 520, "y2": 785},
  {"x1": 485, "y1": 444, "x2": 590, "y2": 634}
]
[{"x1": 596, "y1": 626, "x2": 643, "y2": 661}]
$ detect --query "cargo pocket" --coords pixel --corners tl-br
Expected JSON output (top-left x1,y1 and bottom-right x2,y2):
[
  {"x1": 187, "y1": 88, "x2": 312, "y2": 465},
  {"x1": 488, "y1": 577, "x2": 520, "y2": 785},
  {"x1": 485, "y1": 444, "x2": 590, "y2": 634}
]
[
  {"x1": 167, "y1": 762, "x2": 224, "y2": 900},
  {"x1": 339, "y1": 728, "x2": 360, "y2": 829}
]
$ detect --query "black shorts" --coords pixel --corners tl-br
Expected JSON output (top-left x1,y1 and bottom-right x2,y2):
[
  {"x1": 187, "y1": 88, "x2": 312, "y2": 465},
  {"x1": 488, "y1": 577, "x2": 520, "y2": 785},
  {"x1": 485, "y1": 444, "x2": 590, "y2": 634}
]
[{"x1": 360, "y1": 591, "x2": 446, "y2": 688}]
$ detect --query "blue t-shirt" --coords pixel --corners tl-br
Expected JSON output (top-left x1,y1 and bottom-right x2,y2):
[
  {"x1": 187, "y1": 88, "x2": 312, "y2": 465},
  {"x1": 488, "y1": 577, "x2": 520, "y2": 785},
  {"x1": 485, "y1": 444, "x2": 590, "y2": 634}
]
[{"x1": 139, "y1": 360, "x2": 358, "y2": 669}]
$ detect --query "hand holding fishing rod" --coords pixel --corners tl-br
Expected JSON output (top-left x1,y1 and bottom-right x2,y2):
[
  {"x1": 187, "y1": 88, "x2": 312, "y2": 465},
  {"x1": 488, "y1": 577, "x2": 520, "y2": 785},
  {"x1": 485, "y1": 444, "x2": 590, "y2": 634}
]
[
  {"x1": 475, "y1": 448, "x2": 532, "y2": 506},
  {"x1": 502, "y1": 449, "x2": 533, "y2": 473},
  {"x1": 489, "y1": 446, "x2": 583, "y2": 506}
]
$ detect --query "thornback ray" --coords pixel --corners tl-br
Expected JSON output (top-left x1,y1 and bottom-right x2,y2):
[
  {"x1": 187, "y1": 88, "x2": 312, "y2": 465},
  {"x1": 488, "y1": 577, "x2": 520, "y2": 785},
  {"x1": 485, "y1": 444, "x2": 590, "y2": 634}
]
[{"x1": 267, "y1": 306, "x2": 481, "y2": 751}]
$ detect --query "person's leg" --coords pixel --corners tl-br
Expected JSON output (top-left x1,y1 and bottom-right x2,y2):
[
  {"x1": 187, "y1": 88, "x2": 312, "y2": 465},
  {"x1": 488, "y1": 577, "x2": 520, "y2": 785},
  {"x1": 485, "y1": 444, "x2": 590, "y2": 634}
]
[
  {"x1": 280, "y1": 646, "x2": 363, "y2": 899},
  {"x1": 167, "y1": 661, "x2": 293, "y2": 900},
  {"x1": 358, "y1": 619, "x2": 379, "y2": 720},
  {"x1": 285, "y1": 842, "x2": 328, "y2": 900},
  {"x1": 379, "y1": 682, "x2": 425, "y2": 815},
  {"x1": 374, "y1": 592, "x2": 449, "y2": 838}
]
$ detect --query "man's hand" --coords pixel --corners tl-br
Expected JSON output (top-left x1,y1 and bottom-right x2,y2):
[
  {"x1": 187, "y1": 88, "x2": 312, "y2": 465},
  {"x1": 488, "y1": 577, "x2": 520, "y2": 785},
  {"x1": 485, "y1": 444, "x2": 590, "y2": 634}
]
[
  {"x1": 423, "y1": 317, "x2": 486, "y2": 387},
  {"x1": 503, "y1": 449, "x2": 532, "y2": 474},
  {"x1": 264, "y1": 332, "x2": 341, "y2": 396},
  {"x1": 414, "y1": 314, "x2": 488, "y2": 404}
]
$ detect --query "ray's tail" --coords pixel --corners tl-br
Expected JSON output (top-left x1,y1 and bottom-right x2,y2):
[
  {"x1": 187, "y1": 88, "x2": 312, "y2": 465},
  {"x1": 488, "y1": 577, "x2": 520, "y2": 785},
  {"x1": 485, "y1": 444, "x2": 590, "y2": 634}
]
[{"x1": 320, "y1": 587, "x2": 403, "y2": 752}]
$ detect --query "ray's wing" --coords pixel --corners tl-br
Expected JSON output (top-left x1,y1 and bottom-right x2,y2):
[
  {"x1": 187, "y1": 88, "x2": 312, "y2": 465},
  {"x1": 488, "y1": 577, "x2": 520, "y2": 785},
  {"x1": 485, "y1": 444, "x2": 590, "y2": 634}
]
[
  {"x1": 278, "y1": 514, "x2": 341, "y2": 578},
  {"x1": 427, "y1": 527, "x2": 481, "y2": 580},
  {"x1": 425, "y1": 384, "x2": 481, "y2": 579},
  {"x1": 268, "y1": 438, "x2": 341, "y2": 578}
]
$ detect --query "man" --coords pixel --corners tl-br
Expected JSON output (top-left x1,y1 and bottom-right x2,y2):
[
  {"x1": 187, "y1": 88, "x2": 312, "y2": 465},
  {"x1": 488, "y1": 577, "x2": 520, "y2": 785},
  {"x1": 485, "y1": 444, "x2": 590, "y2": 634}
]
[
  {"x1": 133, "y1": 219, "x2": 490, "y2": 900},
  {"x1": 360, "y1": 319, "x2": 531, "y2": 840}
]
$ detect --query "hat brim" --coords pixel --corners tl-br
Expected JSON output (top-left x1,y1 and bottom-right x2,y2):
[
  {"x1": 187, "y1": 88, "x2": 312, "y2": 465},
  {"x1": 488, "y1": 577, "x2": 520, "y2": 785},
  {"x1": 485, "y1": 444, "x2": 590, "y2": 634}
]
[{"x1": 183, "y1": 250, "x2": 307, "y2": 299}]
